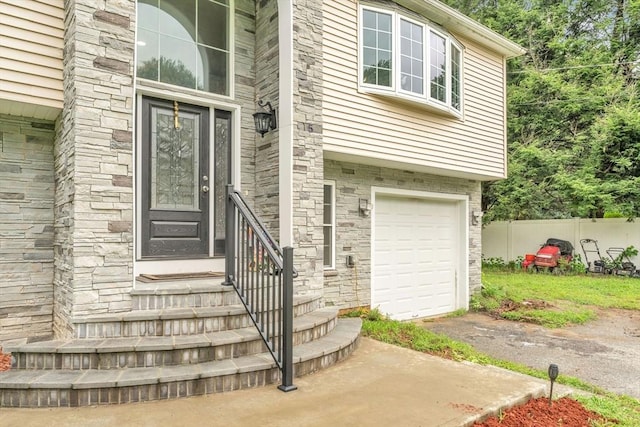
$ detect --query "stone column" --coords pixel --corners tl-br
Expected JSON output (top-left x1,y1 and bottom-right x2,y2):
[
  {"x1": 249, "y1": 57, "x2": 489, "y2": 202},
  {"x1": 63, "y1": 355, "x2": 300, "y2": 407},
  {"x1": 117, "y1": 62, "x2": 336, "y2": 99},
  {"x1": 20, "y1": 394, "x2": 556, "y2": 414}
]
[
  {"x1": 290, "y1": 0, "x2": 324, "y2": 294},
  {"x1": 55, "y1": 0, "x2": 135, "y2": 337}
]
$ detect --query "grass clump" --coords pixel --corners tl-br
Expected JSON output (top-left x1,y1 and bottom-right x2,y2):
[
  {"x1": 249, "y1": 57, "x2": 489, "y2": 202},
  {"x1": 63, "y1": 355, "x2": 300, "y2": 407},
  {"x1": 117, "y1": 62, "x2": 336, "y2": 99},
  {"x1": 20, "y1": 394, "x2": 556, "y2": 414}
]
[
  {"x1": 500, "y1": 307, "x2": 596, "y2": 328},
  {"x1": 577, "y1": 393, "x2": 640, "y2": 427}
]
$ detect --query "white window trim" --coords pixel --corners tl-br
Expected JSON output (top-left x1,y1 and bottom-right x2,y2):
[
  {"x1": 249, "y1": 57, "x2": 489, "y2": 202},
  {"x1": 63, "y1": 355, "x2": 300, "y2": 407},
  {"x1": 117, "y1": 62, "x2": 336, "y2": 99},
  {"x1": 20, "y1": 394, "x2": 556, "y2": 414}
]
[
  {"x1": 358, "y1": 4, "x2": 464, "y2": 118},
  {"x1": 397, "y1": 15, "x2": 426, "y2": 98},
  {"x1": 323, "y1": 181, "x2": 336, "y2": 270},
  {"x1": 450, "y1": 43, "x2": 464, "y2": 111},
  {"x1": 359, "y1": 5, "x2": 396, "y2": 93},
  {"x1": 428, "y1": 26, "x2": 450, "y2": 108}
]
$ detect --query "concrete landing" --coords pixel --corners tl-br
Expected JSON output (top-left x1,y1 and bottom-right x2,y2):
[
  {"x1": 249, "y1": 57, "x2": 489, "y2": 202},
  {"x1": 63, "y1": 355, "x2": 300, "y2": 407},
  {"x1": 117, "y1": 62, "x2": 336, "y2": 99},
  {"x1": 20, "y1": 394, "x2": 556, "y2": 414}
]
[{"x1": 0, "y1": 337, "x2": 557, "y2": 426}]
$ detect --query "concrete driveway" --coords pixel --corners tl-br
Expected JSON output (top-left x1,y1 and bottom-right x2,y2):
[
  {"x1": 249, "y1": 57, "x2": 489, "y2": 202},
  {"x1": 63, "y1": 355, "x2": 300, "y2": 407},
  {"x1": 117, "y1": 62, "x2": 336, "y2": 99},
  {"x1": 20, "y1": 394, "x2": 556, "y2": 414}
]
[{"x1": 420, "y1": 309, "x2": 640, "y2": 399}]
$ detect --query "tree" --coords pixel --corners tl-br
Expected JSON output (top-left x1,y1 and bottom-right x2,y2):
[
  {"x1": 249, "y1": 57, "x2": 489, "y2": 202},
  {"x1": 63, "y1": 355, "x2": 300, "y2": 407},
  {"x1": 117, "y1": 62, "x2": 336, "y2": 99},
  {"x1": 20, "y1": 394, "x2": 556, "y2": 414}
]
[{"x1": 443, "y1": 0, "x2": 640, "y2": 221}]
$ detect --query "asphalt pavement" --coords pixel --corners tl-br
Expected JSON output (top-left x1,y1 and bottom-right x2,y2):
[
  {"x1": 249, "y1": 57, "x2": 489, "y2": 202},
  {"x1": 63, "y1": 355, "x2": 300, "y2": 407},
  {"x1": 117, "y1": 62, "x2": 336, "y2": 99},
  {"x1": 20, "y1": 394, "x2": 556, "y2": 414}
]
[{"x1": 420, "y1": 310, "x2": 640, "y2": 399}]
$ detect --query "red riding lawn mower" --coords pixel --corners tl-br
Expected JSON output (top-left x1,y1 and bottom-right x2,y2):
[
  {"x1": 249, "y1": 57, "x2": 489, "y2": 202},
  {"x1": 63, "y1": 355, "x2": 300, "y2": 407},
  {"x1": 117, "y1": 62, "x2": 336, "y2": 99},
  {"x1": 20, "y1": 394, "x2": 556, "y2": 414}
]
[{"x1": 523, "y1": 238, "x2": 574, "y2": 272}]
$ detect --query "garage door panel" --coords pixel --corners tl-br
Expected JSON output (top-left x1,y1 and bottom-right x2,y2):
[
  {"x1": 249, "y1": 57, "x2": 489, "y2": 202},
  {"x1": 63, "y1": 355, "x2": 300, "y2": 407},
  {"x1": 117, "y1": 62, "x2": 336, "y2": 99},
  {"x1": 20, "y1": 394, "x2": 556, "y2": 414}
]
[{"x1": 372, "y1": 195, "x2": 459, "y2": 320}]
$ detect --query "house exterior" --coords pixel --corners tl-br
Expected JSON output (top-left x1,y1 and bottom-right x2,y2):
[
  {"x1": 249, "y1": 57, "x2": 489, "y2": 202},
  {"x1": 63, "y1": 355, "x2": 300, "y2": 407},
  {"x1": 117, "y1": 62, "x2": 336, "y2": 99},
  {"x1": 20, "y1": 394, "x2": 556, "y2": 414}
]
[{"x1": 1, "y1": 0, "x2": 522, "y2": 343}]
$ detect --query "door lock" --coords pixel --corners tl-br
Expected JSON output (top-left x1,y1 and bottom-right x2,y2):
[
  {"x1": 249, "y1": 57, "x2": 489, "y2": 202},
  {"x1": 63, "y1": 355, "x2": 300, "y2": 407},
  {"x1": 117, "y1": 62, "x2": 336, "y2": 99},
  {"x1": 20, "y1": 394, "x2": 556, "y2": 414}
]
[{"x1": 202, "y1": 185, "x2": 210, "y2": 193}]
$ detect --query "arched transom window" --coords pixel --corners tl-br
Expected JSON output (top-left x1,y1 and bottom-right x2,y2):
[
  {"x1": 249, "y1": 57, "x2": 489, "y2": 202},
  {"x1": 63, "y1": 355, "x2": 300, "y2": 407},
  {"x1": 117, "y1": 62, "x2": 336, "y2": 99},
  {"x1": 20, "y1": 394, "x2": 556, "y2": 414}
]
[{"x1": 136, "y1": 0, "x2": 230, "y2": 96}]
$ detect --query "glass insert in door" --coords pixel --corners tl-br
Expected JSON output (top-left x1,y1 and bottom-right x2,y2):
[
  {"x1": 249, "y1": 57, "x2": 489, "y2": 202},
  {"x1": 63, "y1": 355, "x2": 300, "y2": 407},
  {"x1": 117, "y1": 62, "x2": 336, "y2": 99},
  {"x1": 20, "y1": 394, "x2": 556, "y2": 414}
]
[{"x1": 150, "y1": 109, "x2": 200, "y2": 210}]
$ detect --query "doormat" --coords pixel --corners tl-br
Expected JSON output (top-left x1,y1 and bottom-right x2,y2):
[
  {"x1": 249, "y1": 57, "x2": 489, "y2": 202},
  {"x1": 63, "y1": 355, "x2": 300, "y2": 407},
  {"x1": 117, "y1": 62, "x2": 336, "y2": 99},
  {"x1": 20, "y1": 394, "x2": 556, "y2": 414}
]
[{"x1": 137, "y1": 271, "x2": 225, "y2": 282}]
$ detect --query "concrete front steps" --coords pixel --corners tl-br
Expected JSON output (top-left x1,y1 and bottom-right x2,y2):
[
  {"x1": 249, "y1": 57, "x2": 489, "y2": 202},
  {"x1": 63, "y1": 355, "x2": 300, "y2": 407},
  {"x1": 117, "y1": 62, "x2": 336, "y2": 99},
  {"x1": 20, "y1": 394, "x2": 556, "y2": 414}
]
[{"x1": 0, "y1": 280, "x2": 361, "y2": 407}]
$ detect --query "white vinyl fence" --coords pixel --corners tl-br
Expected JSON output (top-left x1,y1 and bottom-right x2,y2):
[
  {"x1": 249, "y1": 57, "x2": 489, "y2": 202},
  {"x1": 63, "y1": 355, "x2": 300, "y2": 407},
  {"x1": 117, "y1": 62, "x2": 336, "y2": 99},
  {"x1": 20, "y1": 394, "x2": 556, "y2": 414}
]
[{"x1": 482, "y1": 218, "x2": 640, "y2": 265}]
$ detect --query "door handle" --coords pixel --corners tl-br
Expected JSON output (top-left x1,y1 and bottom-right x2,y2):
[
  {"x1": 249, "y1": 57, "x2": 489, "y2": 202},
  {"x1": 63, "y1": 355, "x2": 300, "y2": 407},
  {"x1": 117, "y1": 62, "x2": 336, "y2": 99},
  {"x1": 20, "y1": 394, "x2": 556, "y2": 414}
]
[{"x1": 202, "y1": 185, "x2": 210, "y2": 193}]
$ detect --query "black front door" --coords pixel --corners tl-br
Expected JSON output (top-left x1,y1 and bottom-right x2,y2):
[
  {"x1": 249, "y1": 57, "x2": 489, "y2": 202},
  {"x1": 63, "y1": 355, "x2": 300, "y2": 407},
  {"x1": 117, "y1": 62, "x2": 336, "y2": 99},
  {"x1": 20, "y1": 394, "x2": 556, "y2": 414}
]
[{"x1": 140, "y1": 96, "x2": 210, "y2": 258}]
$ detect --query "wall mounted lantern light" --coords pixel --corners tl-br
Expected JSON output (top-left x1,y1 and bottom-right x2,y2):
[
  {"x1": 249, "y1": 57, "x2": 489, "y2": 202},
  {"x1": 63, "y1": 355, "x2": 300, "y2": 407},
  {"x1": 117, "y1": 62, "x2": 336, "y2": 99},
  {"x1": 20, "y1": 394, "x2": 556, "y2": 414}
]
[
  {"x1": 253, "y1": 100, "x2": 277, "y2": 137},
  {"x1": 359, "y1": 198, "x2": 372, "y2": 217},
  {"x1": 471, "y1": 210, "x2": 484, "y2": 226}
]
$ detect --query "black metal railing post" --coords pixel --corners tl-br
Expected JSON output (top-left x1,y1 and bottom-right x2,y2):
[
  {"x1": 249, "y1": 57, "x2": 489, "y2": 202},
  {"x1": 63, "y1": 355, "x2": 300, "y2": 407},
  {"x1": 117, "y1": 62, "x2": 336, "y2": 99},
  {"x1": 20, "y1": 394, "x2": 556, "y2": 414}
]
[
  {"x1": 224, "y1": 187, "x2": 298, "y2": 392},
  {"x1": 223, "y1": 184, "x2": 235, "y2": 287},
  {"x1": 278, "y1": 246, "x2": 297, "y2": 392}
]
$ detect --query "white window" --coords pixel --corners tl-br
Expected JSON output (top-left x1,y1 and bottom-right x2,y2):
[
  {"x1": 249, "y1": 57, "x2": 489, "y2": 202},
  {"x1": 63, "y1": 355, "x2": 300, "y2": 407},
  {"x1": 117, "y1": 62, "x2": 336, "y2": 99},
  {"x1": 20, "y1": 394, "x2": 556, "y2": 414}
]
[
  {"x1": 323, "y1": 182, "x2": 335, "y2": 269},
  {"x1": 429, "y1": 30, "x2": 447, "y2": 103},
  {"x1": 136, "y1": 0, "x2": 231, "y2": 96},
  {"x1": 360, "y1": 6, "x2": 463, "y2": 115},
  {"x1": 362, "y1": 9, "x2": 393, "y2": 87},
  {"x1": 400, "y1": 18, "x2": 424, "y2": 95}
]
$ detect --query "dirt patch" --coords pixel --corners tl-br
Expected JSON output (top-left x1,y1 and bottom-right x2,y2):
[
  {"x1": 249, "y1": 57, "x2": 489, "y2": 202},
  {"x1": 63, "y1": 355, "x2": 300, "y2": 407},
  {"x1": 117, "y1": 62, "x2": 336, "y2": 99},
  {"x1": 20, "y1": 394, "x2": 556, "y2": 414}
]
[
  {"x1": 493, "y1": 299, "x2": 552, "y2": 316},
  {"x1": 472, "y1": 397, "x2": 606, "y2": 427},
  {"x1": 0, "y1": 348, "x2": 10, "y2": 372}
]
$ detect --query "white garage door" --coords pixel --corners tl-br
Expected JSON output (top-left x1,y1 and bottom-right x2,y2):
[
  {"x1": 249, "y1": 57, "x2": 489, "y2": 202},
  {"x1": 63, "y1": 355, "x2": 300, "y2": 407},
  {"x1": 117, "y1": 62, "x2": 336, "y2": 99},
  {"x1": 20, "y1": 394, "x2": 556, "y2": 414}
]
[{"x1": 372, "y1": 195, "x2": 459, "y2": 320}]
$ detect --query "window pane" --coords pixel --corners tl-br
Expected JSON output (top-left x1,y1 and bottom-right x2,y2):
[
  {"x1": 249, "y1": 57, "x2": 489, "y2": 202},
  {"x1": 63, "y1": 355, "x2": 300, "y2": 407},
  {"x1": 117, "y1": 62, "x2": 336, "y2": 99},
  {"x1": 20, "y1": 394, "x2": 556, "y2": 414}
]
[
  {"x1": 363, "y1": 9, "x2": 376, "y2": 29},
  {"x1": 198, "y1": 45, "x2": 228, "y2": 95},
  {"x1": 378, "y1": 49, "x2": 391, "y2": 63},
  {"x1": 377, "y1": 13, "x2": 391, "y2": 32},
  {"x1": 413, "y1": 59, "x2": 423, "y2": 77},
  {"x1": 137, "y1": 28, "x2": 159, "y2": 80},
  {"x1": 361, "y1": 9, "x2": 392, "y2": 87},
  {"x1": 323, "y1": 185, "x2": 332, "y2": 224},
  {"x1": 160, "y1": 0, "x2": 196, "y2": 42},
  {"x1": 323, "y1": 226, "x2": 333, "y2": 267},
  {"x1": 378, "y1": 69, "x2": 390, "y2": 86},
  {"x1": 198, "y1": 0, "x2": 228, "y2": 50},
  {"x1": 451, "y1": 45, "x2": 461, "y2": 111},
  {"x1": 363, "y1": 47, "x2": 377, "y2": 67},
  {"x1": 363, "y1": 29, "x2": 376, "y2": 48},
  {"x1": 137, "y1": 0, "x2": 159, "y2": 31},
  {"x1": 430, "y1": 31, "x2": 446, "y2": 102},
  {"x1": 400, "y1": 19, "x2": 423, "y2": 95},
  {"x1": 363, "y1": 66, "x2": 375, "y2": 84},
  {"x1": 158, "y1": 35, "x2": 198, "y2": 89},
  {"x1": 378, "y1": 32, "x2": 391, "y2": 50}
]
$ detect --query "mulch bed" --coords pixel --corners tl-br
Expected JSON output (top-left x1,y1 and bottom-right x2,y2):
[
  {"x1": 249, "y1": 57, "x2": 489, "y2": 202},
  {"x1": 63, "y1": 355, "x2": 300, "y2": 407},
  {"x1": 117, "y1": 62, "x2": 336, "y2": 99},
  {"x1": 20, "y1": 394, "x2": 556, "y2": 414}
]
[{"x1": 472, "y1": 396, "x2": 607, "y2": 427}]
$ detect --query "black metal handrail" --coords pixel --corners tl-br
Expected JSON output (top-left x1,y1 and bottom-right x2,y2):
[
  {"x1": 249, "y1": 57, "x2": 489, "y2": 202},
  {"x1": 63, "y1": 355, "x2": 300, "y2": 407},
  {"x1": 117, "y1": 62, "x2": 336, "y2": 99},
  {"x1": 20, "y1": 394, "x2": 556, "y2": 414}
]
[{"x1": 224, "y1": 185, "x2": 297, "y2": 391}]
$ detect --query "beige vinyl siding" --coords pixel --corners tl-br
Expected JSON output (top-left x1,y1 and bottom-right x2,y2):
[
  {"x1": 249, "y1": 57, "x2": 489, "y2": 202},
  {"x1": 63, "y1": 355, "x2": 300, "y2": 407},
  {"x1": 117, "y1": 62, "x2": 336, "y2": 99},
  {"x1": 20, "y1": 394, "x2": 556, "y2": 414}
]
[
  {"x1": 322, "y1": 0, "x2": 508, "y2": 180},
  {"x1": 0, "y1": 0, "x2": 64, "y2": 118}
]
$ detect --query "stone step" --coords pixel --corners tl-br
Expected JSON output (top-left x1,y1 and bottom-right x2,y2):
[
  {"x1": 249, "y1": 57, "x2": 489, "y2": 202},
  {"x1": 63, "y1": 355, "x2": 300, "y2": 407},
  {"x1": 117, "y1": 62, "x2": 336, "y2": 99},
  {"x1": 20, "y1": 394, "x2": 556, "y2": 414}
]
[
  {"x1": 0, "y1": 318, "x2": 361, "y2": 407},
  {"x1": 131, "y1": 281, "x2": 320, "y2": 311},
  {"x1": 70, "y1": 295, "x2": 322, "y2": 339},
  {"x1": 8, "y1": 308, "x2": 339, "y2": 370},
  {"x1": 131, "y1": 282, "x2": 240, "y2": 310}
]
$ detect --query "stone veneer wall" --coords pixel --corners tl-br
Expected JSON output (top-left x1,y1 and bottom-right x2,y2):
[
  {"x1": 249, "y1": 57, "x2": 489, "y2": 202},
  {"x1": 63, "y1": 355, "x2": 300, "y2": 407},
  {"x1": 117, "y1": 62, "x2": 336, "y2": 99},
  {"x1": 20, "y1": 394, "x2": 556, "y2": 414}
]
[
  {"x1": 291, "y1": 0, "x2": 325, "y2": 294},
  {"x1": 253, "y1": 0, "x2": 280, "y2": 232},
  {"x1": 236, "y1": 0, "x2": 258, "y2": 202},
  {"x1": 0, "y1": 115, "x2": 56, "y2": 340},
  {"x1": 324, "y1": 159, "x2": 483, "y2": 309},
  {"x1": 55, "y1": 1, "x2": 135, "y2": 337}
]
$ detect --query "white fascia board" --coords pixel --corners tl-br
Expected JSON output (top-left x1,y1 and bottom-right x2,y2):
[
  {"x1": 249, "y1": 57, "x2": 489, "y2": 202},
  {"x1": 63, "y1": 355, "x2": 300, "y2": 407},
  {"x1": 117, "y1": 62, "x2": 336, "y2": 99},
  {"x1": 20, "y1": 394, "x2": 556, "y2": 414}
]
[{"x1": 395, "y1": 0, "x2": 526, "y2": 58}]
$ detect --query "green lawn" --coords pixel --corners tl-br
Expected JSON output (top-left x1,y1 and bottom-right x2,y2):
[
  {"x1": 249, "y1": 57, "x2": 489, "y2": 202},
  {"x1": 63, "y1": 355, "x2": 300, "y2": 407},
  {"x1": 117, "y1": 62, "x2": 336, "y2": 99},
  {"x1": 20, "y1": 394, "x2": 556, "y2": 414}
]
[
  {"x1": 482, "y1": 271, "x2": 640, "y2": 310},
  {"x1": 474, "y1": 271, "x2": 640, "y2": 327}
]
